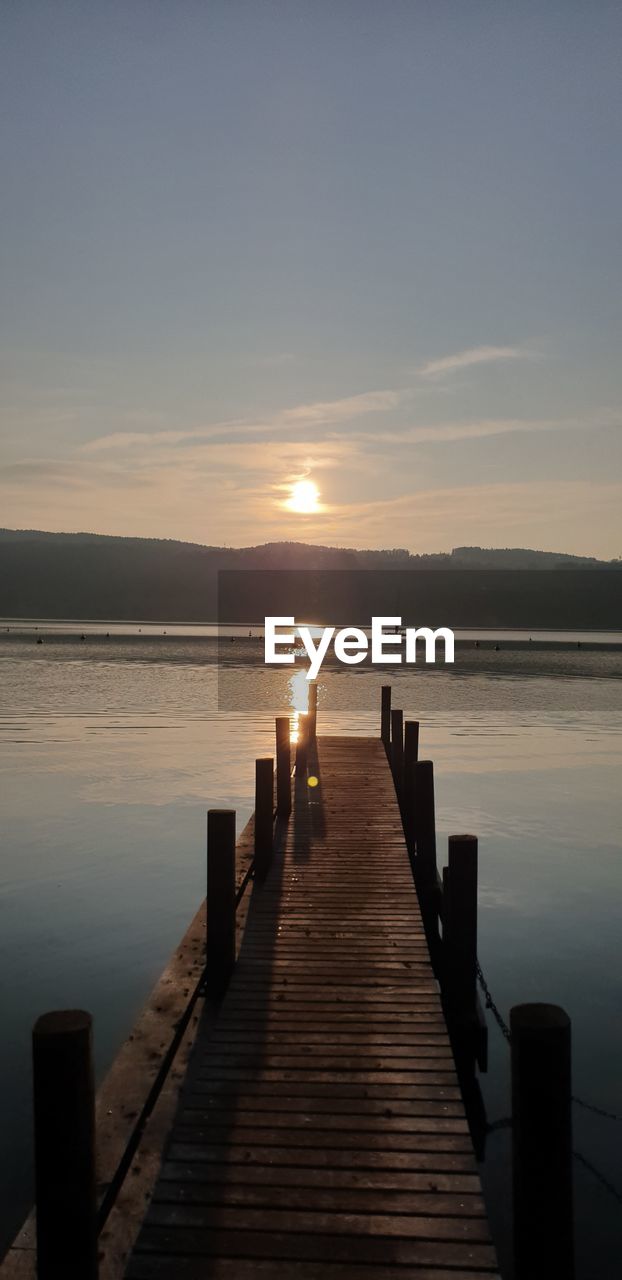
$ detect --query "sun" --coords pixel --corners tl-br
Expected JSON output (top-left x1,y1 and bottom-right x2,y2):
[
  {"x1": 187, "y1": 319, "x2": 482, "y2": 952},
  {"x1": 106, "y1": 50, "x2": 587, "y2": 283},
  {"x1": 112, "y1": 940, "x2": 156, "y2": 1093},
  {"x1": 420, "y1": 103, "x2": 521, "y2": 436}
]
[{"x1": 287, "y1": 478, "x2": 320, "y2": 514}]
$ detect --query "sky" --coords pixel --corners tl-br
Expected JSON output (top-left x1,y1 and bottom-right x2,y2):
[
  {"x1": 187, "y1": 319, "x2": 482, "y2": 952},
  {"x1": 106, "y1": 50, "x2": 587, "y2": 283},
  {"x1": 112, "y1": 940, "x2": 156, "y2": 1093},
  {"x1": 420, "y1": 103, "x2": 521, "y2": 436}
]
[{"x1": 1, "y1": 0, "x2": 621, "y2": 557}]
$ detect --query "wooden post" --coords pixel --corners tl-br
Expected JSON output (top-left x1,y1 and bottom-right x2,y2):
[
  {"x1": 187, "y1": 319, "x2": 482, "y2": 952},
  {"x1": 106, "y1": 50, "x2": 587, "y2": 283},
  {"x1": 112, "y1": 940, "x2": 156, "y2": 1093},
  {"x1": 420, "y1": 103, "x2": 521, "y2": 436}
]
[
  {"x1": 443, "y1": 835, "x2": 478, "y2": 1022},
  {"x1": 413, "y1": 759, "x2": 437, "y2": 891},
  {"x1": 254, "y1": 757, "x2": 274, "y2": 877},
  {"x1": 32, "y1": 1009, "x2": 98, "y2": 1280},
  {"x1": 511, "y1": 1003, "x2": 574, "y2": 1280},
  {"x1": 404, "y1": 719, "x2": 419, "y2": 776},
  {"x1": 275, "y1": 717, "x2": 291, "y2": 817},
  {"x1": 296, "y1": 714, "x2": 309, "y2": 776},
  {"x1": 206, "y1": 809, "x2": 236, "y2": 996},
  {"x1": 403, "y1": 719, "x2": 420, "y2": 851},
  {"x1": 390, "y1": 708, "x2": 404, "y2": 796},
  {"x1": 441, "y1": 864, "x2": 450, "y2": 928},
  {"x1": 381, "y1": 685, "x2": 391, "y2": 751},
  {"x1": 307, "y1": 681, "x2": 318, "y2": 741}
]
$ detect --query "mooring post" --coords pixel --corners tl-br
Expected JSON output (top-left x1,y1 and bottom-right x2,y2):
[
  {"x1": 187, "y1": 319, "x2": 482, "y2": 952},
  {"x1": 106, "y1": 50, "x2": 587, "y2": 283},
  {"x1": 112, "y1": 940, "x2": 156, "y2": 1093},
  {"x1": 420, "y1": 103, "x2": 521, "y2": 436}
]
[
  {"x1": 307, "y1": 681, "x2": 318, "y2": 741},
  {"x1": 296, "y1": 713, "x2": 309, "y2": 776},
  {"x1": 511, "y1": 1003, "x2": 574, "y2": 1280},
  {"x1": 381, "y1": 685, "x2": 391, "y2": 753},
  {"x1": 403, "y1": 719, "x2": 420, "y2": 852},
  {"x1": 206, "y1": 809, "x2": 236, "y2": 997},
  {"x1": 275, "y1": 717, "x2": 291, "y2": 817},
  {"x1": 32, "y1": 1009, "x2": 98, "y2": 1280},
  {"x1": 413, "y1": 759, "x2": 437, "y2": 889},
  {"x1": 391, "y1": 708, "x2": 404, "y2": 796},
  {"x1": 413, "y1": 759, "x2": 440, "y2": 959},
  {"x1": 443, "y1": 835, "x2": 478, "y2": 1028},
  {"x1": 254, "y1": 756, "x2": 274, "y2": 877}
]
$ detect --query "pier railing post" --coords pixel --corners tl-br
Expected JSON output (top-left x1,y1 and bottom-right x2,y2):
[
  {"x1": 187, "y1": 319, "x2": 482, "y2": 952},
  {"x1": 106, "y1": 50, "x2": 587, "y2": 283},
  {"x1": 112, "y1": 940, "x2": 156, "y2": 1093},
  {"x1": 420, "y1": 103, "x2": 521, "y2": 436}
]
[
  {"x1": 443, "y1": 835, "x2": 478, "y2": 1030},
  {"x1": 254, "y1": 757, "x2": 274, "y2": 878},
  {"x1": 307, "y1": 681, "x2": 318, "y2": 742},
  {"x1": 206, "y1": 809, "x2": 236, "y2": 997},
  {"x1": 381, "y1": 685, "x2": 391, "y2": 753},
  {"x1": 511, "y1": 1003, "x2": 574, "y2": 1280},
  {"x1": 390, "y1": 708, "x2": 404, "y2": 796},
  {"x1": 403, "y1": 719, "x2": 420, "y2": 853},
  {"x1": 413, "y1": 759, "x2": 437, "y2": 891},
  {"x1": 296, "y1": 714, "x2": 309, "y2": 776},
  {"x1": 413, "y1": 760, "x2": 440, "y2": 960},
  {"x1": 275, "y1": 717, "x2": 291, "y2": 817},
  {"x1": 32, "y1": 1009, "x2": 98, "y2": 1280}
]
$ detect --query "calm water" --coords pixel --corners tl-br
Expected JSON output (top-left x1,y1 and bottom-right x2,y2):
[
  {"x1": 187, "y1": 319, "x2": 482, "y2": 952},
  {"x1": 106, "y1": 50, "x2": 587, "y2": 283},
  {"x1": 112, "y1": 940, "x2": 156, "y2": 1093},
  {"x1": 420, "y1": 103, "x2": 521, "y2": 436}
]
[{"x1": 1, "y1": 630, "x2": 621, "y2": 1277}]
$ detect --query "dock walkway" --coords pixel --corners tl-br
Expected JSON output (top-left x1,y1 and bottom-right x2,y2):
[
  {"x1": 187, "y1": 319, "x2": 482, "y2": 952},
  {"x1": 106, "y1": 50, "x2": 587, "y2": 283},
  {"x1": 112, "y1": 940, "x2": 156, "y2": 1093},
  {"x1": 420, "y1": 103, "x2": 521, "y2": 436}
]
[{"x1": 126, "y1": 735, "x2": 497, "y2": 1278}]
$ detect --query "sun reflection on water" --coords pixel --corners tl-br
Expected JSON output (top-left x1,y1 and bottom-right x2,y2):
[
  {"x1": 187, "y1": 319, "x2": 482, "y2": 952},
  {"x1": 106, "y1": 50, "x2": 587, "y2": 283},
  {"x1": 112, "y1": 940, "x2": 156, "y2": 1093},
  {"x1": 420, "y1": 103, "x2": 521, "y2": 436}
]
[{"x1": 288, "y1": 668, "x2": 310, "y2": 743}]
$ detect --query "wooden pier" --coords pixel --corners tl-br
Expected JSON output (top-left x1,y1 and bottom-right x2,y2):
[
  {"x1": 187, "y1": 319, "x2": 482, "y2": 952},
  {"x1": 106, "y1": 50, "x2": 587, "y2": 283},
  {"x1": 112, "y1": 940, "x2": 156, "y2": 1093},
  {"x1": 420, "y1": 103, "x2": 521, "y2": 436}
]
[
  {"x1": 125, "y1": 733, "x2": 498, "y2": 1277},
  {"x1": 1, "y1": 697, "x2": 509, "y2": 1278}
]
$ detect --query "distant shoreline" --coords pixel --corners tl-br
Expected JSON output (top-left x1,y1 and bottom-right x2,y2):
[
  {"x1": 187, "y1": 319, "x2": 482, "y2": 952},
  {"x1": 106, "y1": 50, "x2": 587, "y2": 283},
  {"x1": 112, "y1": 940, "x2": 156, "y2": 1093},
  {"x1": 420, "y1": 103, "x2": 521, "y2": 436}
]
[{"x1": 2, "y1": 619, "x2": 622, "y2": 651}]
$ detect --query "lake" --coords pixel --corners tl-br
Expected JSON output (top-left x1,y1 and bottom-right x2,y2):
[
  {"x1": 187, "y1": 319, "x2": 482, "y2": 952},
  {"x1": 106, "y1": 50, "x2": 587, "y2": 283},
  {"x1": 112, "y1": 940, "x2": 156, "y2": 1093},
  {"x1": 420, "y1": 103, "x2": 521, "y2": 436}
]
[{"x1": 0, "y1": 625, "x2": 621, "y2": 1277}]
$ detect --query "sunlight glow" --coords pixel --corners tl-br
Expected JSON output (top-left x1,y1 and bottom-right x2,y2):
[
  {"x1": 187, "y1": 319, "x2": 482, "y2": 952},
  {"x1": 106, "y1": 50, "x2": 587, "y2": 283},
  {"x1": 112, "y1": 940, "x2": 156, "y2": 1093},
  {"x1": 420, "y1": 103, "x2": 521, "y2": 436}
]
[{"x1": 286, "y1": 478, "x2": 320, "y2": 514}]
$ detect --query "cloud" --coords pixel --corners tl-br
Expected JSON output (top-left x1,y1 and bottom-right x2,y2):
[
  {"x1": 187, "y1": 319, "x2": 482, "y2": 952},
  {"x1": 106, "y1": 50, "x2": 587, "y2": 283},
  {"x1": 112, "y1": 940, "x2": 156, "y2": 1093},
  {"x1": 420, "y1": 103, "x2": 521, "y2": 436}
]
[
  {"x1": 283, "y1": 480, "x2": 622, "y2": 558},
  {"x1": 82, "y1": 388, "x2": 410, "y2": 453},
  {"x1": 348, "y1": 409, "x2": 621, "y2": 449},
  {"x1": 281, "y1": 389, "x2": 409, "y2": 425},
  {"x1": 418, "y1": 345, "x2": 533, "y2": 377},
  {"x1": 84, "y1": 383, "x2": 607, "y2": 463},
  {"x1": 2, "y1": 435, "x2": 620, "y2": 559}
]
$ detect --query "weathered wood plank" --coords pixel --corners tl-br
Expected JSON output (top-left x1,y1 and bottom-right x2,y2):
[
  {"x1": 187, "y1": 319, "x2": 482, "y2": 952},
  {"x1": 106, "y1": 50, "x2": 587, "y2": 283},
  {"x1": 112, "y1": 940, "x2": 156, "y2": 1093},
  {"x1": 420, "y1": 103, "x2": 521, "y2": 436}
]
[
  {"x1": 130, "y1": 1224, "x2": 498, "y2": 1268},
  {"x1": 150, "y1": 1179, "x2": 487, "y2": 1218},
  {"x1": 157, "y1": 1160, "x2": 482, "y2": 1194},
  {"x1": 166, "y1": 1142, "x2": 480, "y2": 1173},
  {"x1": 126, "y1": 1259, "x2": 499, "y2": 1280}
]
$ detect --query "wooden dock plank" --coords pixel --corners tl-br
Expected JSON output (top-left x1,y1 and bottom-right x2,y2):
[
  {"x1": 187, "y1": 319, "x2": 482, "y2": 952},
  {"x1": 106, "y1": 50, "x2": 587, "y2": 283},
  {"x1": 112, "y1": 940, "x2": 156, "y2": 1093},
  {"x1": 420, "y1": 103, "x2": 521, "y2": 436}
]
[{"x1": 126, "y1": 735, "x2": 497, "y2": 1276}]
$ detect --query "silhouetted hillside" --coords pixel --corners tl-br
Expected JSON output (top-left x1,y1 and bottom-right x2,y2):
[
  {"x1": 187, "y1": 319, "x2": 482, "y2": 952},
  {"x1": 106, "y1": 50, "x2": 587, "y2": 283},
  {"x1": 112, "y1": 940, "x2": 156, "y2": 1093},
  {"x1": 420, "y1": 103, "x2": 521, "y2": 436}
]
[{"x1": 0, "y1": 528, "x2": 616, "y2": 623}]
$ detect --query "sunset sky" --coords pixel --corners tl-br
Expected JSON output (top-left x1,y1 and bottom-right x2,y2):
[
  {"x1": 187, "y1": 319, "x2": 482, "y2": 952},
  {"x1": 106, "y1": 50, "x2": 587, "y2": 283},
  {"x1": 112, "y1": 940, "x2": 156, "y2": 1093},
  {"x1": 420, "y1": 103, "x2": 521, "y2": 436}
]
[{"x1": 2, "y1": 2, "x2": 621, "y2": 557}]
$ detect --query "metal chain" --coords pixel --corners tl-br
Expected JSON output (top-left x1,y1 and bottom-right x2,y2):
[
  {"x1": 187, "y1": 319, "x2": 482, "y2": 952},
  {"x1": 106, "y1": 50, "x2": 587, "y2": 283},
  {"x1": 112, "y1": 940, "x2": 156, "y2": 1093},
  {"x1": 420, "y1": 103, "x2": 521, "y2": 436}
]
[
  {"x1": 476, "y1": 957, "x2": 621, "y2": 1123},
  {"x1": 486, "y1": 1116, "x2": 512, "y2": 1133},
  {"x1": 483, "y1": 1131, "x2": 622, "y2": 1205},
  {"x1": 475, "y1": 960, "x2": 622, "y2": 1207},
  {"x1": 573, "y1": 1149, "x2": 622, "y2": 1207},
  {"x1": 572, "y1": 1095, "x2": 622, "y2": 1123},
  {"x1": 476, "y1": 958, "x2": 512, "y2": 1042}
]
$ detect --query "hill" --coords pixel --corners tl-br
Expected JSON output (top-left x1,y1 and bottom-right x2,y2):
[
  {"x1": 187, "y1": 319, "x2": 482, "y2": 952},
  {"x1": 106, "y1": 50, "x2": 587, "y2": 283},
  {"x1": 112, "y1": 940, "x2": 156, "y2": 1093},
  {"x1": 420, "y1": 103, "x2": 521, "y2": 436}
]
[{"x1": 0, "y1": 528, "x2": 616, "y2": 623}]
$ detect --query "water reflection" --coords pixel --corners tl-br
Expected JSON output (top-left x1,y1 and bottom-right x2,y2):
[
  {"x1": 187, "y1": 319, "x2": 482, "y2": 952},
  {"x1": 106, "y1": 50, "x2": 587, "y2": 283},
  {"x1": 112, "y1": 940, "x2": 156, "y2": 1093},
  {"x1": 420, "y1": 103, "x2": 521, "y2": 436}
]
[
  {"x1": 288, "y1": 667, "x2": 310, "y2": 742},
  {"x1": 0, "y1": 641, "x2": 621, "y2": 1275}
]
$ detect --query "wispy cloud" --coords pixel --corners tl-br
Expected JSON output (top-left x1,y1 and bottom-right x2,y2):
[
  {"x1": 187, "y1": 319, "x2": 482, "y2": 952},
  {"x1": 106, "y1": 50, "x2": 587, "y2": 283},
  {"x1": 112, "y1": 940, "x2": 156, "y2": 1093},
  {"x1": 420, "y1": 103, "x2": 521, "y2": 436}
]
[
  {"x1": 77, "y1": 403, "x2": 620, "y2": 466},
  {"x1": 282, "y1": 389, "x2": 409, "y2": 425},
  {"x1": 291, "y1": 480, "x2": 622, "y2": 556},
  {"x1": 2, "y1": 444, "x2": 621, "y2": 558},
  {"x1": 418, "y1": 345, "x2": 533, "y2": 378},
  {"x1": 348, "y1": 409, "x2": 621, "y2": 449},
  {"x1": 82, "y1": 388, "x2": 410, "y2": 453}
]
